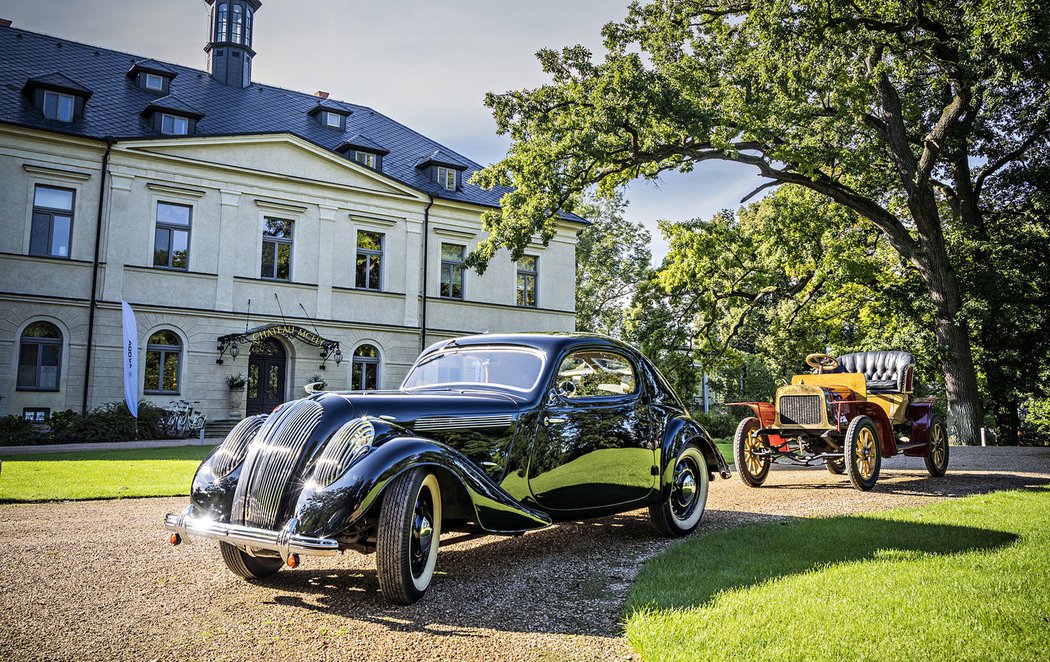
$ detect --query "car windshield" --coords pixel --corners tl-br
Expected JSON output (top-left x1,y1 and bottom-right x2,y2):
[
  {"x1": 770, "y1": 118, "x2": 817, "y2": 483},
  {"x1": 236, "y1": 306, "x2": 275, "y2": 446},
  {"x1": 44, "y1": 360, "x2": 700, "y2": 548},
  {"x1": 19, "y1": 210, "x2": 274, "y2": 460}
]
[{"x1": 401, "y1": 347, "x2": 544, "y2": 393}]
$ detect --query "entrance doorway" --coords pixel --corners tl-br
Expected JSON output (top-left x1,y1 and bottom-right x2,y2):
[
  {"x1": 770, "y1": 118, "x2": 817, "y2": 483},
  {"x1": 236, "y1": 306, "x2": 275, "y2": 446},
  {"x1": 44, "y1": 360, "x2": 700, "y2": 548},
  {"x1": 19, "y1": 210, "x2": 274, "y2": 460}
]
[{"x1": 247, "y1": 338, "x2": 286, "y2": 415}]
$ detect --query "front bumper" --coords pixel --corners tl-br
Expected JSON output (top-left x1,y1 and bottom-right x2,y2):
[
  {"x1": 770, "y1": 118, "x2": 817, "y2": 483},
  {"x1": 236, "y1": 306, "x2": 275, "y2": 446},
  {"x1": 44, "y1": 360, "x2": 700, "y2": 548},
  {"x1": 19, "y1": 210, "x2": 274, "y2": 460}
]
[{"x1": 164, "y1": 506, "x2": 339, "y2": 562}]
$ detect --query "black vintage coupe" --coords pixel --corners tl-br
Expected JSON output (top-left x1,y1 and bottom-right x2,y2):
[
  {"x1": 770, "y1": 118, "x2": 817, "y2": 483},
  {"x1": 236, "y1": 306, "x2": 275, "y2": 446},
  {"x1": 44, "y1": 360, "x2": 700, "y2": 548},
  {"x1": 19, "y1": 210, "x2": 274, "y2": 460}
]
[{"x1": 165, "y1": 333, "x2": 730, "y2": 603}]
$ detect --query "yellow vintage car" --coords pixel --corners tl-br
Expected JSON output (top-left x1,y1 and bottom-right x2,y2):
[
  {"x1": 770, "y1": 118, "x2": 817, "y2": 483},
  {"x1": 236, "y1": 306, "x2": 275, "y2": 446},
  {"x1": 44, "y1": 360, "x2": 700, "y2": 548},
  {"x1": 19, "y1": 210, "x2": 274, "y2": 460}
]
[{"x1": 730, "y1": 351, "x2": 948, "y2": 491}]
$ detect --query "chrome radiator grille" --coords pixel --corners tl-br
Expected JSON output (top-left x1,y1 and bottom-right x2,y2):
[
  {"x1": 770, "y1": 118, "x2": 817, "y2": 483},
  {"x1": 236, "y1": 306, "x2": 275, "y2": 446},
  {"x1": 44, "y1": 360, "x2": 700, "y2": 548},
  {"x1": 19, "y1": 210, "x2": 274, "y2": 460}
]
[
  {"x1": 778, "y1": 395, "x2": 823, "y2": 425},
  {"x1": 235, "y1": 399, "x2": 324, "y2": 529}
]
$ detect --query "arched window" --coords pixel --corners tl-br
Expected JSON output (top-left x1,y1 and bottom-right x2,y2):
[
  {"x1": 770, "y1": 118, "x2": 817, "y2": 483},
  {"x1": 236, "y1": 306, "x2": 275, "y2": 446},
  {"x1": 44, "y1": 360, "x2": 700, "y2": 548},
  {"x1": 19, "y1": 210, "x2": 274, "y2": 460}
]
[
  {"x1": 145, "y1": 330, "x2": 181, "y2": 394},
  {"x1": 216, "y1": 3, "x2": 228, "y2": 41},
  {"x1": 352, "y1": 344, "x2": 380, "y2": 391},
  {"x1": 232, "y1": 4, "x2": 243, "y2": 43},
  {"x1": 17, "y1": 322, "x2": 62, "y2": 391}
]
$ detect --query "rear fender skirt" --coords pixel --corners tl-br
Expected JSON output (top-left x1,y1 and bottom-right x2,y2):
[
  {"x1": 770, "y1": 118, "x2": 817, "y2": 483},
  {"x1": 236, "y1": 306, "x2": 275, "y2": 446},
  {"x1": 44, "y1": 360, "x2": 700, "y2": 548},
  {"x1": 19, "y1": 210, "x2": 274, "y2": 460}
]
[
  {"x1": 660, "y1": 417, "x2": 732, "y2": 498},
  {"x1": 849, "y1": 402, "x2": 897, "y2": 456},
  {"x1": 903, "y1": 401, "x2": 935, "y2": 456},
  {"x1": 294, "y1": 437, "x2": 552, "y2": 537}
]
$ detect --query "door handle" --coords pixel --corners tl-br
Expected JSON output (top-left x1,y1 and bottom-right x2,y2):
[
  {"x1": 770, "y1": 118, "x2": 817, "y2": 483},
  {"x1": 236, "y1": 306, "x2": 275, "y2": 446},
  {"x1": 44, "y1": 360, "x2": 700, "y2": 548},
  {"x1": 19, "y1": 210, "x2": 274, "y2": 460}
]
[{"x1": 544, "y1": 416, "x2": 567, "y2": 425}]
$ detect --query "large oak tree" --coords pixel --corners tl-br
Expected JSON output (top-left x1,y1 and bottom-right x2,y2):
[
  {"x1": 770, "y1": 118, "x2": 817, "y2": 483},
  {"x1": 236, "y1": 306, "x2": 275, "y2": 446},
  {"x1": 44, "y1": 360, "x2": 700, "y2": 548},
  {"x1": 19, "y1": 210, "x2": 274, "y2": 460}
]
[{"x1": 472, "y1": 0, "x2": 1050, "y2": 443}]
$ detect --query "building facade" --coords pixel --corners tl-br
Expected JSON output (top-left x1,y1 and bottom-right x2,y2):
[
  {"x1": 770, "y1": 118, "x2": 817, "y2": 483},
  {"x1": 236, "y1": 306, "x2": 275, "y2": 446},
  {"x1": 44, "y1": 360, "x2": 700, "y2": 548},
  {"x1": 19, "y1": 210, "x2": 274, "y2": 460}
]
[{"x1": 0, "y1": 4, "x2": 583, "y2": 424}]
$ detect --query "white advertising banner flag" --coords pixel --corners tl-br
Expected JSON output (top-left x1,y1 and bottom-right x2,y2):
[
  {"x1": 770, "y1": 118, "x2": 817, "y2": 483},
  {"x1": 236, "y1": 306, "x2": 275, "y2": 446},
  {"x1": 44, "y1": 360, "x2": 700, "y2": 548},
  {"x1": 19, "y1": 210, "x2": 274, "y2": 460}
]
[{"x1": 121, "y1": 301, "x2": 139, "y2": 417}]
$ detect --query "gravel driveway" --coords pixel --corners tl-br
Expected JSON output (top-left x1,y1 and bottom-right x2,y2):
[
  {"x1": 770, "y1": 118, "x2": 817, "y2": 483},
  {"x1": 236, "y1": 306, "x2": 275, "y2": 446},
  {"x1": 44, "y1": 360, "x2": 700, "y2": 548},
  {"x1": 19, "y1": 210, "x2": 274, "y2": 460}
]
[{"x1": 2, "y1": 447, "x2": 1047, "y2": 661}]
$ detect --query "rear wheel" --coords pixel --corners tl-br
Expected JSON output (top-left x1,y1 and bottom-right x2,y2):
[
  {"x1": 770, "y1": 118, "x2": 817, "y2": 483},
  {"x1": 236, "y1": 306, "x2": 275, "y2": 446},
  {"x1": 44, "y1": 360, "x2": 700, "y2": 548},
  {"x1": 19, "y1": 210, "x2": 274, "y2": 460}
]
[
  {"x1": 825, "y1": 457, "x2": 846, "y2": 475},
  {"x1": 844, "y1": 416, "x2": 881, "y2": 491},
  {"x1": 649, "y1": 446, "x2": 709, "y2": 537},
  {"x1": 733, "y1": 417, "x2": 770, "y2": 487},
  {"x1": 219, "y1": 541, "x2": 283, "y2": 580},
  {"x1": 924, "y1": 414, "x2": 949, "y2": 477},
  {"x1": 376, "y1": 469, "x2": 442, "y2": 604}
]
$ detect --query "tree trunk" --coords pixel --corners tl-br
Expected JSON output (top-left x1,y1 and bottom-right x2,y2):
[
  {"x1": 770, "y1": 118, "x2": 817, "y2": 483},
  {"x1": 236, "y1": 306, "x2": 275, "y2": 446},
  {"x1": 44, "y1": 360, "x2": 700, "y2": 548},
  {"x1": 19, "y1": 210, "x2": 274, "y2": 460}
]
[{"x1": 910, "y1": 206, "x2": 984, "y2": 446}]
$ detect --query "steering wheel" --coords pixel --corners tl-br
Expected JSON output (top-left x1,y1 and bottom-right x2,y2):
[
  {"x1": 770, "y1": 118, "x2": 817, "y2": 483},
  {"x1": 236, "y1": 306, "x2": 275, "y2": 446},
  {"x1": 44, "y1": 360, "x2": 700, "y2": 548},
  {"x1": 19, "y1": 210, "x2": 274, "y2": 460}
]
[{"x1": 805, "y1": 353, "x2": 840, "y2": 374}]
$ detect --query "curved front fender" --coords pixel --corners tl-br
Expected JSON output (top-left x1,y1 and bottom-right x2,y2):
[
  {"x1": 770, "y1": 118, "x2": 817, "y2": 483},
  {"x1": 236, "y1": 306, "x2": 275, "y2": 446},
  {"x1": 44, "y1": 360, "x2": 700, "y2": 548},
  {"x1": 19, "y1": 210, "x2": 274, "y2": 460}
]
[
  {"x1": 294, "y1": 436, "x2": 552, "y2": 538},
  {"x1": 659, "y1": 416, "x2": 731, "y2": 499}
]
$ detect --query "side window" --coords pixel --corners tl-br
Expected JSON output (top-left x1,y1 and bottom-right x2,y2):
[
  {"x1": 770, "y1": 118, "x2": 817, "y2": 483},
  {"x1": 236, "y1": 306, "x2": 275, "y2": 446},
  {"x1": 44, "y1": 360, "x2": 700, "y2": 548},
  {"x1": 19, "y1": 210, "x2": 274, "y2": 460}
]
[
  {"x1": 555, "y1": 350, "x2": 637, "y2": 398},
  {"x1": 153, "y1": 201, "x2": 191, "y2": 269},
  {"x1": 30, "y1": 185, "x2": 74, "y2": 258}
]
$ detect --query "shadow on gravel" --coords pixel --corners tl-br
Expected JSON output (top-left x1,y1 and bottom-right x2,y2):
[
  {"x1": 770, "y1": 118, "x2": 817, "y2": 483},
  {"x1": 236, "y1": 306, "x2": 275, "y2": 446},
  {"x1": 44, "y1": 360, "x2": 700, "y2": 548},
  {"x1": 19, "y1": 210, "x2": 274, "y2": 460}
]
[
  {"x1": 755, "y1": 469, "x2": 1050, "y2": 497},
  {"x1": 247, "y1": 508, "x2": 786, "y2": 638}
]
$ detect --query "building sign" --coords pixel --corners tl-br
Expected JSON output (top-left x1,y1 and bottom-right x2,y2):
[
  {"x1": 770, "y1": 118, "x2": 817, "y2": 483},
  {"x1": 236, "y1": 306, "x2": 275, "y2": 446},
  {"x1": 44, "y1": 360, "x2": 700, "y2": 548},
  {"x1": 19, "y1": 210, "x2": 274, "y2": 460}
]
[{"x1": 217, "y1": 323, "x2": 341, "y2": 365}]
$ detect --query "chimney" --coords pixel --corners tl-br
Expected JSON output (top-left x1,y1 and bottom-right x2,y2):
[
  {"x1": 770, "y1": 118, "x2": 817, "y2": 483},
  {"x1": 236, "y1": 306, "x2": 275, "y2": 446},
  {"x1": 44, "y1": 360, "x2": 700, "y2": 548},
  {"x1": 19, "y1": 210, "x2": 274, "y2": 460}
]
[
  {"x1": 316, "y1": 91, "x2": 330, "y2": 99},
  {"x1": 0, "y1": 19, "x2": 13, "y2": 27},
  {"x1": 204, "y1": 0, "x2": 262, "y2": 88}
]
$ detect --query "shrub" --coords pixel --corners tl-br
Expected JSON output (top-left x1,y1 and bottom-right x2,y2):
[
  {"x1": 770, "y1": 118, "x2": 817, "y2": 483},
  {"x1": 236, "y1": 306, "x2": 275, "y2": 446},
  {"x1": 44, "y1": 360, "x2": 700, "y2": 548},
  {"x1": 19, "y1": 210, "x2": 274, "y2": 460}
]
[
  {"x1": 0, "y1": 414, "x2": 39, "y2": 445},
  {"x1": 693, "y1": 409, "x2": 740, "y2": 439}
]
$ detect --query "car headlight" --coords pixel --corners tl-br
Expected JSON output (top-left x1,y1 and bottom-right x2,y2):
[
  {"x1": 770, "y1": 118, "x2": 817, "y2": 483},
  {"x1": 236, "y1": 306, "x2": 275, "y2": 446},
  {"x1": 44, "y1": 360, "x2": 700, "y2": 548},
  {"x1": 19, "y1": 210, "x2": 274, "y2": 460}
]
[
  {"x1": 311, "y1": 417, "x2": 375, "y2": 488},
  {"x1": 211, "y1": 415, "x2": 267, "y2": 477}
]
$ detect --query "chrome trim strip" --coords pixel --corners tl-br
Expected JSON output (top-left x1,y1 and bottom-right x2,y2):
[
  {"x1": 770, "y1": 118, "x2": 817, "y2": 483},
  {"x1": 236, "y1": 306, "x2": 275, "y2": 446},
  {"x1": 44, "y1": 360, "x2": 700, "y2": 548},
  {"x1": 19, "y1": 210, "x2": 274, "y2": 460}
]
[
  {"x1": 165, "y1": 507, "x2": 338, "y2": 560},
  {"x1": 413, "y1": 414, "x2": 514, "y2": 431}
]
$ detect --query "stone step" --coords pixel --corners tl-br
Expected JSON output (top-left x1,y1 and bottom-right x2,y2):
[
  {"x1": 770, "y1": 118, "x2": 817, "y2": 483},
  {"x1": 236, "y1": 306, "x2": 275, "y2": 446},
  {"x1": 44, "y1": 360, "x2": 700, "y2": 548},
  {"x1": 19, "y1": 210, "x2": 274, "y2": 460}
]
[{"x1": 206, "y1": 419, "x2": 241, "y2": 439}]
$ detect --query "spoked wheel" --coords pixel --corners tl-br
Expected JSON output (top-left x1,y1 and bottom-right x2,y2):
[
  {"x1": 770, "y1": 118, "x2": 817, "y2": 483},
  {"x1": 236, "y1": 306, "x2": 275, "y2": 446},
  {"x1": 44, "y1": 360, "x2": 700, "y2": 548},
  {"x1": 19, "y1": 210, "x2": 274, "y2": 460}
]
[
  {"x1": 825, "y1": 457, "x2": 846, "y2": 475},
  {"x1": 649, "y1": 446, "x2": 709, "y2": 537},
  {"x1": 844, "y1": 416, "x2": 881, "y2": 491},
  {"x1": 376, "y1": 468, "x2": 442, "y2": 604},
  {"x1": 924, "y1": 414, "x2": 950, "y2": 477},
  {"x1": 219, "y1": 541, "x2": 283, "y2": 580},
  {"x1": 733, "y1": 417, "x2": 770, "y2": 487}
]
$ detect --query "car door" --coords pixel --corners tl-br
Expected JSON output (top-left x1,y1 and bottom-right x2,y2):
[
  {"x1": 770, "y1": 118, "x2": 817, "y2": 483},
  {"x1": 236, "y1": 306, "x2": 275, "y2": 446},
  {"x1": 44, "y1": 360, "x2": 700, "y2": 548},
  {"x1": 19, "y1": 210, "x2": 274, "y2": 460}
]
[{"x1": 527, "y1": 347, "x2": 657, "y2": 511}]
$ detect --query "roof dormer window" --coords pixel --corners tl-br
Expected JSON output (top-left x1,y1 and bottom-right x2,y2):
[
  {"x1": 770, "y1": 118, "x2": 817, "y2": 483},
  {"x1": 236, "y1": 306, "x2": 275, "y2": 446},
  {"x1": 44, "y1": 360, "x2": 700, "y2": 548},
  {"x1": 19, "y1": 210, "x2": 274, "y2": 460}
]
[
  {"x1": 353, "y1": 151, "x2": 377, "y2": 169},
  {"x1": 23, "y1": 72, "x2": 92, "y2": 124},
  {"x1": 127, "y1": 60, "x2": 177, "y2": 94},
  {"x1": 322, "y1": 111, "x2": 342, "y2": 128},
  {"x1": 142, "y1": 95, "x2": 203, "y2": 136},
  {"x1": 436, "y1": 166, "x2": 457, "y2": 191},
  {"x1": 160, "y1": 113, "x2": 190, "y2": 135},
  {"x1": 43, "y1": 90, "x2": 75, "y2": 122},
  {"x1": 144, "y1": 73, "x2": 164, "y2": 91}
]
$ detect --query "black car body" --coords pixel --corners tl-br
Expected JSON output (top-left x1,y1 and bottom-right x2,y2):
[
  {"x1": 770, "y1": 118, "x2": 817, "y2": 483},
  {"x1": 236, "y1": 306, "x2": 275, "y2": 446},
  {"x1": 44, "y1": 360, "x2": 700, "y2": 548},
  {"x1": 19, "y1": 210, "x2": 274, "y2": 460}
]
[{"x1": 166, "y1": 333, "x2": 730, "y2": 603}]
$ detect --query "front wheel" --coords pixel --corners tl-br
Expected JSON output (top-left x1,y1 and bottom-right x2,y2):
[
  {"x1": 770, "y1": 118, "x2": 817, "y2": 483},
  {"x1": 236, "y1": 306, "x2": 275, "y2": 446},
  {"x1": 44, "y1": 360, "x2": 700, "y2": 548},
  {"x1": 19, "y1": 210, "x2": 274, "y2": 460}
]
[
  {"x1": 219, "y1": 541, "x2": 283, "y2": 580},
  {"x1": 924, "y1": 414, "x2": 949, "y2": 477},
  {"x1": 376, "y1": 468, "x2": 442, "y2": 605},
  {"x1": 844, "y1": 416, "x2": 882, "y2": 491},
  {"x1": 733, "y1": 417, "x2": 770, "y2": 487},
  {"x1": 650, "y1": 446, "x2": 709, "y2": 537}
]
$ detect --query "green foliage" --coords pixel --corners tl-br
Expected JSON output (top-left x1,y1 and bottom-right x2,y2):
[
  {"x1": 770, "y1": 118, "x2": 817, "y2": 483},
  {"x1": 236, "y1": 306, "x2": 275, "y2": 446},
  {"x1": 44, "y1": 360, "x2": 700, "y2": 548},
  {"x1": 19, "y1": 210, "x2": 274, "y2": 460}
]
[
  {"x1": 0, "y1": 402, "x2": 169, "y2": 446},
  {"x1": 691, "y1": 410, "x2": 738, "y2": 439},
  {"x1": 574, "y1": 191, "x2": 652, "y2": 337},
  {"x1": 625, "y1": 487, "x2": 1050, "y2": 661},
  {"x1": 473, "y1": 0, "x2": 1050, "y2": 443},
  {"x1": 225, "y1": 373, "x2": 246, "y2": 391},
  {"x1": 0, "y1": 415, "x2": 37, "y2": 444},
  {"x1": 0, "y1": 445, "x2": 214, "y2": 502}
]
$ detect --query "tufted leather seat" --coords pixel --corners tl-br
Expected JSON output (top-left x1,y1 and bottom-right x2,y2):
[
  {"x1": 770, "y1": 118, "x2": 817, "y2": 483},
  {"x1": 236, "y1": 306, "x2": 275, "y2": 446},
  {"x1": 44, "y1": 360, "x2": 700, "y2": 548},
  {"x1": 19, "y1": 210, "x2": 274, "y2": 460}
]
[{"x1": 829, "y1": 351, "x2": 914, "y2": 393}]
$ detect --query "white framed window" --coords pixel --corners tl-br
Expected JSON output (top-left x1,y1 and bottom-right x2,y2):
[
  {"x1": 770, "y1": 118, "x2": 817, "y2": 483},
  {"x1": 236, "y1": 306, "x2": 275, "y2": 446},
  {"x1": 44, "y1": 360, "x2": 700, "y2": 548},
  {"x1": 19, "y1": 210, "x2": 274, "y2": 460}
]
[
  {"x1": 42, "y1": 91, "x2": 74, "y2": 122},
  {"x1": 153, "y1": 201, "x2": 191, "y2": 270},
  {"x1": 440, "y1": 243, "x2": 465, "y2": 299},
  {"x1": 261, "y1": 218, "x2": 294, "y2": 281},
  {"x1": 516, "y1": 255, "x2": 538, "y2": 307},
  {"x1": 144, "y1": 330, "x2": 182, "y2": 394},
  {"x1": 351, "y1": 344, "x2": 381, "y2": 390},
  {"x1": 29, "y1": 185, "x2": 75, "y2": 259},
  {"x1": 355, "y1": 230, "x2": 384, "y2": 290},
  {"x1": 354, "y1": 151, "x2": 377, "y2": 168},
  {"x1": 160, "y1": 114, "x2": 189, "y2": 136},
  {"x1": 144, "y1": 73, "x2": 164, "y2": 91},
  {"x1": 436, "y1": 167, "x2": 456, "y2": 191},
  {"x1": 323, "y1": 111, "x2": 342, "y2": 128}
]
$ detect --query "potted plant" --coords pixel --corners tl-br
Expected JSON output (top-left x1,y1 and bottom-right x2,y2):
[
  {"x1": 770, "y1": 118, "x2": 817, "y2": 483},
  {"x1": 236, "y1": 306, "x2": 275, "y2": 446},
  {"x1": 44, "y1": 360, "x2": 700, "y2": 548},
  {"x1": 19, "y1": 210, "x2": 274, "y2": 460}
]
[
  {"x1": 226, "y1": 374, "x2": 247, "y2": 418},
  {"x1": 306, "y1": 373, "x2": 327, "y2": 392}
]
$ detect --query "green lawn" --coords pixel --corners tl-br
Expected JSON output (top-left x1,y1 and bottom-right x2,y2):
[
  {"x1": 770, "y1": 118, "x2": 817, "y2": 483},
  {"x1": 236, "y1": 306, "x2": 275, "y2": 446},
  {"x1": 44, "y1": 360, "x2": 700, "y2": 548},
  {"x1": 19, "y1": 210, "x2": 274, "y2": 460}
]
[
  {"x1": 715, "y1": 441, "x2": 732, "y2": 464},
  {"x1": 0, "y1": 445, "x2": 214, "y2": 502},
  {"x1": 625, "y1": 487, "x2": 1050, "y2": 661}
]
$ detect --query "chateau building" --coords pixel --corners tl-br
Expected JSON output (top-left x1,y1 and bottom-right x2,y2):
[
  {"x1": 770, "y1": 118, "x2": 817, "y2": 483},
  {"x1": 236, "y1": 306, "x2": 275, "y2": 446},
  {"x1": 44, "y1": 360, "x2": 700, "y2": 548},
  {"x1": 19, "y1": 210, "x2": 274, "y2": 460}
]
[{"x1": 0, "y1": 2, "x2": 583, "y2": 424}]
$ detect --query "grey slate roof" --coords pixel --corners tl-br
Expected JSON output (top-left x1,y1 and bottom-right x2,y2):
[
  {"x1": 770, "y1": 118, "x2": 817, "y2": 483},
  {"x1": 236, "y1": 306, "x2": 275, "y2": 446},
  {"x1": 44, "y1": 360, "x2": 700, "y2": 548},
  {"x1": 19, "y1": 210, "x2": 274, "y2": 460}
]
[
  {"x1": 0, "y1": 25, "x2": 586, "y2": 223},
  {"x1": 338, "y1": 134, "x2": 389, "y2": 155},
  {"x1": 143, "y1": 94, "x2": 204, "y2": 119},
  {"x1": 127, "y1": 58, "x2": 178, "y2": 77}
]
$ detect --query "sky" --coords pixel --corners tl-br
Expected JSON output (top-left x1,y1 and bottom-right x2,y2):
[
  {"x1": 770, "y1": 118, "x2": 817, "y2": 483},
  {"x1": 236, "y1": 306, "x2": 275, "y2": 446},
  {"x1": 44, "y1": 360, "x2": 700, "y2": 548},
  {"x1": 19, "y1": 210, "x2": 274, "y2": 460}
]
[{"x1": 0, "y1": 0, "x2": 767, "y2": 262}]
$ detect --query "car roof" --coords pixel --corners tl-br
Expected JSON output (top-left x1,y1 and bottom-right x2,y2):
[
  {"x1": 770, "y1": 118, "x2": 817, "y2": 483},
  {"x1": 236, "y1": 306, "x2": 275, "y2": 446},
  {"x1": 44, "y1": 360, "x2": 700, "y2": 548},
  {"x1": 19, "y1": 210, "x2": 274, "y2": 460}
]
[{"x1": 421, "y1": 333, "x2": 641, "y2": 358}]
